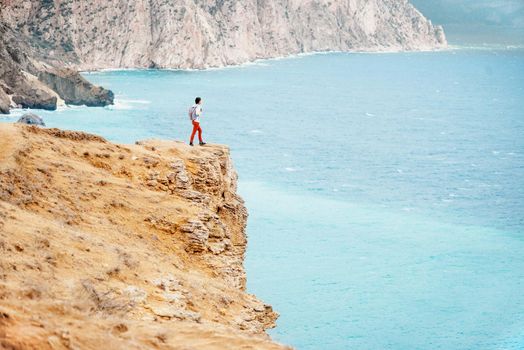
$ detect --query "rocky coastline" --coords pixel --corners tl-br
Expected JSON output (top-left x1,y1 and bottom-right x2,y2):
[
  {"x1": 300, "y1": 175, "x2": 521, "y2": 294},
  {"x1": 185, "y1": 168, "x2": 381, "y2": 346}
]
[
  {"x1": 0, "y1": 23, "x2": 114, "y2": 114},
  {"x1": 0, "y1": 0, "x2": 446, "y2": 114}
]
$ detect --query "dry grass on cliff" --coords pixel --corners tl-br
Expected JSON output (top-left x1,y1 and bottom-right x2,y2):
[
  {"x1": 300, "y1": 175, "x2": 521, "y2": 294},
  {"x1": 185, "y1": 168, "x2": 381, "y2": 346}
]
[{"x1": 0, "y1": 124, "x2": 289, "y2": 350}]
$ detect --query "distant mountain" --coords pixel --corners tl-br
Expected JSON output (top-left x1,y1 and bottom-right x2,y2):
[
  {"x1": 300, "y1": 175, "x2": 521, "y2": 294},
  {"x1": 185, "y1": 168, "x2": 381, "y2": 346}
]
[
  {"x1": 1, "y1": 0, "x2": 446, "y2": 70},
  {"x1": 0, "y1": 0, "x2": 446, "y2": 113}
]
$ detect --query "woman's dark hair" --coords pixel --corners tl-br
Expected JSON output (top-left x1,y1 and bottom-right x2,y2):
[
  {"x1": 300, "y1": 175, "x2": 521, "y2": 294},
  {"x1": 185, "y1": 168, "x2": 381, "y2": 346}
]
[{"x1": 195, "y1": 97, "x2": 201, "y2": 104}]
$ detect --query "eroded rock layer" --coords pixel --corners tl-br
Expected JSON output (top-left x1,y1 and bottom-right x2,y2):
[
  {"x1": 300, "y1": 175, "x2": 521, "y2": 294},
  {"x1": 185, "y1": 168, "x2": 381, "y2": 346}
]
[{"x1": 0, "y1": 123, "x2": 287, "y2": 350}]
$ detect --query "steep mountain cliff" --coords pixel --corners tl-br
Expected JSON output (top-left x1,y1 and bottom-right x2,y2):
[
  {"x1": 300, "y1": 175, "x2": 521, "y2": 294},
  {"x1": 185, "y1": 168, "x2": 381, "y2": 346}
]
[
  {"x1": 1, "y1": 0, "x2": 446, "y2": 70},
  {"x1": 0, "y1": 0, "x2": 446, "y2": 113},
  {"x1": 0, "y1": 22, "x2": 114, "y2": 114},
  {"x1": 0, "y1": 123, "x2": 288, "y2": 350}
]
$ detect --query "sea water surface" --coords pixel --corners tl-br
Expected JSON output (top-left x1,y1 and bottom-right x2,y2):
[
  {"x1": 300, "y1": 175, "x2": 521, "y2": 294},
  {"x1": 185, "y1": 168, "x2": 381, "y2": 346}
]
[{"x1": 3, "y1": 49, "x2": 524, "y2": 350}]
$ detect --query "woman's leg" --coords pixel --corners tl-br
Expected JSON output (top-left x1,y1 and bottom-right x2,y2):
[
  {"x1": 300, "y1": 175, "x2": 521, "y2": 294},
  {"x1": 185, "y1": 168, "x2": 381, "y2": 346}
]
[
  {"x1": 197, "y1": 124, "x2": 203, "y2": 143},
  {"x1": 190, "y1": 121, "x2": 199, "y2": 144}
]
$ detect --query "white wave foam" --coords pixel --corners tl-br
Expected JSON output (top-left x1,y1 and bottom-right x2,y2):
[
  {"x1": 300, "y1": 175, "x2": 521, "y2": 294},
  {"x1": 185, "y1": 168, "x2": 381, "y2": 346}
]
[
  {"x1": 449, "y1": 44, "x2": 524, "y2": 51},
  {"x1": 110, "y1": 101, "x2": 133, "y2": 110},
  {"x1": 54, "y1": 104, "x2": 91, "y2": 112},
  {"x1": 95, "y1": 68, "x2": 152, "y2": 73},
  {"x1": 4, "y1": 109, "x2": 26, "y2": 118},
  {"x1": 80, "y1": 47, "x2": 462, "y2": 75},
  {"x1": 109, "y1": 98, "x2": 152, "y2": 110},
  {"x1": 119, "y1": 99, "x2": 151, "y2": 104}
]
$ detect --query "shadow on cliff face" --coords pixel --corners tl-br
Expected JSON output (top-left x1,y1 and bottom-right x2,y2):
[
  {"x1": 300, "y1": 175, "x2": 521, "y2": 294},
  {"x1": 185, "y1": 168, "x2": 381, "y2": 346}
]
[{"x1": 0, "y1": 23, "x2": 113, "y2": 114}]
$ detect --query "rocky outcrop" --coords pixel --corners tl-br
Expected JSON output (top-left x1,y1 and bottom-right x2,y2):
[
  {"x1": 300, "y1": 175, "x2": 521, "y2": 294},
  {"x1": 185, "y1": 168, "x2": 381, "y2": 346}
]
[
  {"x1": 0, "y1": 23, "x2": 114, "y2": 114},
  {"x1": 0, "y1": 24, "x2": 56, "y2": 111},
  {"x1": 0, "y1": 124, "x2": 287, "y2": 350},
  {"x1": 1, "y1": 0, "x2": 446, "y2": 70},
  {"x1": 16, "y1": 112, "x2": 45, "y2": 126},
  {"x1": 37, "y1": 68, "x2": 114, "y2": 107}
]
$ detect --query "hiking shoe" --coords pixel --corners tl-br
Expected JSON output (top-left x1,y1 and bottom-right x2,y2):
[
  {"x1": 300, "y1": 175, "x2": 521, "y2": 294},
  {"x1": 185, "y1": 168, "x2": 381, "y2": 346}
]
[{"x1": 199, "y1": 142, "x2": 207, "y2": 146}]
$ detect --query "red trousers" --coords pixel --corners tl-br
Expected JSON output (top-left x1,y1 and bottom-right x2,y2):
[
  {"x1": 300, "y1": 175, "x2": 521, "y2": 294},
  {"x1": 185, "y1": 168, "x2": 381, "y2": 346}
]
[{"x1": 190, "y1": 120, "x2": 203, "y2": 143}]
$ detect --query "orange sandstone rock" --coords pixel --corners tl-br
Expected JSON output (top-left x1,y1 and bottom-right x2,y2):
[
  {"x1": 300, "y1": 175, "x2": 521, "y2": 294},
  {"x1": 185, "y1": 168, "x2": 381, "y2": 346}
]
[{"x1": 0, "y1": 123, "x2": 288, "y2": 350}]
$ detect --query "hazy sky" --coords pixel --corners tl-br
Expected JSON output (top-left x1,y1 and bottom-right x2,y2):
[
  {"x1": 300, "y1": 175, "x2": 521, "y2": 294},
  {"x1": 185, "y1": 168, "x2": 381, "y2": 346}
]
[{"x1": 410, "y1": 0, "x2": 524, "y2": 45}]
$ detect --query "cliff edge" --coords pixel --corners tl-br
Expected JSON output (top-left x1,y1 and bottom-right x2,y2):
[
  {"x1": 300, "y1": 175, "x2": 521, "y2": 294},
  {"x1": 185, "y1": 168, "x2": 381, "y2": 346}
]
[{"x1": 0, "y1": 123, "x2": 288, "y2": 350}]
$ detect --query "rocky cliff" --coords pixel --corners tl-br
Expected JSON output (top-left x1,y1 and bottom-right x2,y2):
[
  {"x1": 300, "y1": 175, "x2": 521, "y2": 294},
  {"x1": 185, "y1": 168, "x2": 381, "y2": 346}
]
[
  {"x1": 0, "y1": 123, "x2": 288, "y2": 350},
  {"x1": 0, "y1": 22, "x2": 114, "y2": 114},
  {"x1": 0, "y1": 0, "x2": 445, "y2": 113},
  {"x1": 1, "y1": 0, "x2": 446, "y2": 70}
]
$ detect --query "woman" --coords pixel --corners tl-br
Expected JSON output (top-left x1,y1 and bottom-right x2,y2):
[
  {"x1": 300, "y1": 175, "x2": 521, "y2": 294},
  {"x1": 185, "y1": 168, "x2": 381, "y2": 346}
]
[{"x1": 188, "y1": 97, "x2": 206, "y2": 146}]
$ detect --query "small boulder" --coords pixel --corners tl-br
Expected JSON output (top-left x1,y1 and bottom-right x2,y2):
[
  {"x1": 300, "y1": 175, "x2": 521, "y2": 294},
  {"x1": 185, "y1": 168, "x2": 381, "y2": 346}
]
[{"x1": 17, "y1": 113, "x2": 45, "y2": 126}]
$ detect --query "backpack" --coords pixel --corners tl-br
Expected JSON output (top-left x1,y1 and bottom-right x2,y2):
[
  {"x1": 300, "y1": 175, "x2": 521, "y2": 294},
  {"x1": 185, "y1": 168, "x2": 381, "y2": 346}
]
[{"x1": 188, "y1": 106, "x2": 196, "y2": 120}]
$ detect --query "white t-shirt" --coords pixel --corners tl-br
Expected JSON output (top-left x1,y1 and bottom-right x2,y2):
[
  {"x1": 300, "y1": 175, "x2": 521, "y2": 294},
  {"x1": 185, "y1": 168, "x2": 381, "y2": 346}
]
[{"x1": 191, "y1": 104, "x2": 203, "y2": 122}]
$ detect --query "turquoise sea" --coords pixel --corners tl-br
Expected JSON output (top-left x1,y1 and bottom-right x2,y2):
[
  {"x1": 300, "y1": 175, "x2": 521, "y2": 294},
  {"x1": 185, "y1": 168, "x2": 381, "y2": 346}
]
[{"x1": 3, "y1": 49, "x2": 524, "y2": 350}]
